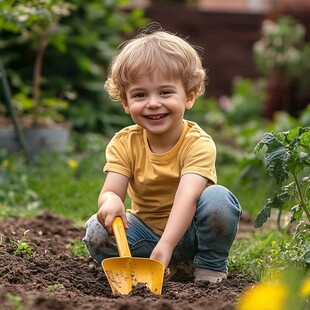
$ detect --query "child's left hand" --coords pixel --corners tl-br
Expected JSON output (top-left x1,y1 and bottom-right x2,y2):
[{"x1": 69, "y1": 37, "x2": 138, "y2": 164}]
[
  {"x1": 164, "y1": 267, "x2": 171, "y2": 281},
  {"x1": 150, "y1": 240, "x2": 173, "y2": 270}
]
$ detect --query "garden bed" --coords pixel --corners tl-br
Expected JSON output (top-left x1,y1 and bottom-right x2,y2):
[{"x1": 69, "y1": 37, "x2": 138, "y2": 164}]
[{"x1": 0, "y1": 212, "x2": 254, "y2": 310}]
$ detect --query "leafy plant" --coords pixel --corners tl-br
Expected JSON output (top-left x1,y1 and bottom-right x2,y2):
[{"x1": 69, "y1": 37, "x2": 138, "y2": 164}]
[
  {"x1": 5, "y1": 293, "x2": 23, "y2": 310},
  {"x1": 253, "y1": 126, "x2": 310, "y2": 228},
  {"x1": 70, "y1": 239, "x2": 89, "y2": 257},
  {"x1": 0, "y1": 0, "x2": 75, "y2": 125},
  {"x1": 47, "y1": 283, "x2": 65, "y2": 293},
  {"x1": 0, "y1": 0, "x2": 148, "y2": 133},
  {"x1": 254, "y1": 16, "x2": 306, "y2": 77},
  {"x1": 230, "y1": 225, "x2": 309, "y2": 282},
  {"x1": 0, "y1": 151, "x2": 41, "y2": 218},
  {"x1": 219, "y1": 77, "x2": 265, "y2": 124},
  {"x1": 12, "y1": 230, "x2": 33, "y2": 257},
  {"x1": 253, "y1": 16, "x2": 310, "y2": 104}
]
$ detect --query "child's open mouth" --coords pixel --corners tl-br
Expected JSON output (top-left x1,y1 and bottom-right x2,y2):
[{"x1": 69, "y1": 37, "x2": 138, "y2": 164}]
[{"x1": 144, "y1": 113, "x2": 168, "y2": 120}]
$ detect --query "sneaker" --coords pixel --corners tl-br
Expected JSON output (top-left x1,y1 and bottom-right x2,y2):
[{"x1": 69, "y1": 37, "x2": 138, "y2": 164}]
[{"x1": 194, "y1": 268, "x2": 227, "y2": 284}]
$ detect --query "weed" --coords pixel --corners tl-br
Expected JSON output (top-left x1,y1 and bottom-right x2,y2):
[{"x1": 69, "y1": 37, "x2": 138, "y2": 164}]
[
  {"x1": 229, "y1": 227, "x2": 309, "y2": 281},
  {"x1": 0, "y1": 151, "x2": 41, "y2": 219},
  {"x1": 5, "y1": 293, "x2": 23, "y2": 310},
  {"x1": 70, "y1": 239, "x2": 89, "y2": 257},
  {"x1": 47, "y1": 284, "x2": 65, "y2": 293},
  {"x1": 12, "y1": 230, "x2": 33, "y2": 257}
]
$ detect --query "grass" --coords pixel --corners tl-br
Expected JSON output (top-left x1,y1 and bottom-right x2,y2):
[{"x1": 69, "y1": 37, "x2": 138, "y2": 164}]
[
  {"x1": 217, "y1": 162, "x2": 275, "y2": 217},
  {"x1": 0, "y1": 133, "x2": 107, "y2": 221},
  {"x1": 0, "y1": 132, "x2": 309, "y2": 283},
  {"x1": 229, "y1": 226, "x2": 310, "y2": 281}
]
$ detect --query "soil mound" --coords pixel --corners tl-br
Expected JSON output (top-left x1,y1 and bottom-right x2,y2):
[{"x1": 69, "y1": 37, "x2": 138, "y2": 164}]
[{"x1": 0, "y1": 212, "x2": 254, "y2": 310}]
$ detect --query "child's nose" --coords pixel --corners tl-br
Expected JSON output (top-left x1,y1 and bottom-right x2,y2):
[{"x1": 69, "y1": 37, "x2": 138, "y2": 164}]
[{"x1": 146, "y1": 95, "x2": 161, "y2": 108}]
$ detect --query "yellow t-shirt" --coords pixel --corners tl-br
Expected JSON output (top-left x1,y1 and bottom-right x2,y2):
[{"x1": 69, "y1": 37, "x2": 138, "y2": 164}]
[{"x1": 104, "y1": 120, "x2": 217, "y2": 235}]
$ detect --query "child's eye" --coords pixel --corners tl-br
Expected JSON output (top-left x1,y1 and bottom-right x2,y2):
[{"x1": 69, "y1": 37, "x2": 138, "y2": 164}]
[
  {"x1": 133, "y1": 93, "x2": 146, "y2": 98},
  {"x1": 160, "y1": 90, "x2": 172, "y2": 96}
]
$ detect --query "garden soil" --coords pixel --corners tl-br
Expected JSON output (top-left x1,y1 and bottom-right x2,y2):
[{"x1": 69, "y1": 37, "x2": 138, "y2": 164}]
[{"x1": 0, "y1": 211, "x2": 256, "y2": 310}]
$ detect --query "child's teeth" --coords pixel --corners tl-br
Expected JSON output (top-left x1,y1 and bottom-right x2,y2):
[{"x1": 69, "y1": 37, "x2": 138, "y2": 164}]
[{"x1": 149, "y1": 114, "x2": 164, "y2": 119}]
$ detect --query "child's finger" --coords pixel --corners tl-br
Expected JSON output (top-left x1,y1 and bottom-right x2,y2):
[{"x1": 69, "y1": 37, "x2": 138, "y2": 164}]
[{"x1": 164, "y1": 267, "x2": 171, "y2": 281}]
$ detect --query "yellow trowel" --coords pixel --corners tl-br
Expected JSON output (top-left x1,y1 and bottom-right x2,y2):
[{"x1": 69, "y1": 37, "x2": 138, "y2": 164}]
[{"x1": 102, "y1": 217, "x2": 164, "y2": 295}]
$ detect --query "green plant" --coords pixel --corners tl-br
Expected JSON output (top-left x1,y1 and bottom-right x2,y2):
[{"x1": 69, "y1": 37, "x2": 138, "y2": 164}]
[
  {"x1": 253, "y1": 126, "x2": 310, "y2": 228},
  {"x1": 0, "y1": 0, "x2": 148, "y2": 133},
  {"x1": 0, "y1": 133, "x2": 107, "y2": 220},
  {"x1": 0, "y1": 0, "x2": 75, "y2": 125},
  {"x1": 253, "y1": 16, "x2": 310, "y2": 102},
  {"x1": 47, "y1": 283, "x2": 65, "y2": 293},
  {"x1": 5, "y1": 293, "x2": 23, "y2": 310},
  {"x1": 0, "y1": 151, "x2": 41, "y2": 218},
  {"x1": 12, "y1": 230, "x2": 33, "y2": 257},
  {"x1": 70, "y1": 239, "x2": 89, "y2": 257},
  {"x1": 230, "y1": 226, "x2": 309, "y2": 282},
  {"x1": 219, "y1": 77, "x2": 265, "y2": 125},
  {"x1": 254, "y1": 16, "x2": 305, "y2": 77}
]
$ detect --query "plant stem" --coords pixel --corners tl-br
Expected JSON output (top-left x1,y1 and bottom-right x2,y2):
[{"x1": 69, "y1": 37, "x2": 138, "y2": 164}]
[
  {"x1": 292, "y1": 173, "x2": 310, "y2": 223},
  {"x1": 277, "y1": 208, "x2": 282, "y2": 229},
  {"x1": 0, "y1": 56, "x2": 29, "y2": 159}
]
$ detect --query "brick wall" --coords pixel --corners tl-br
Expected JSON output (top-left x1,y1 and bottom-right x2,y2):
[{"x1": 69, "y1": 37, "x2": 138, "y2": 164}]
[{"x1": 144, "y1": 3, "x2": 264, "y2": 97}]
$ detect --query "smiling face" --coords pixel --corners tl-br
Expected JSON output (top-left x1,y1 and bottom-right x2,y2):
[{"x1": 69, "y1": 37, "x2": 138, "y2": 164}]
[{"x1": 121, "y1": 72, "x2": 195, "y2": 150}]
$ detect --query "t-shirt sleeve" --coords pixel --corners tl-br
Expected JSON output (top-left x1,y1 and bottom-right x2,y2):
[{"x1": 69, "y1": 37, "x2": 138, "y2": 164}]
[
  {"x1": 103, "y1": 136, "x2": 132, "y2": 178},
  {"x1": 181, "y1": 136, "x2": 217, "y2": 184}
]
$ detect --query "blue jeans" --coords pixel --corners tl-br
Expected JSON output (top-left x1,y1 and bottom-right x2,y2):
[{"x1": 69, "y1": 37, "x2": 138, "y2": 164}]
[{"x1": 83, "y1": 185, "x2": 241, "y2": 271}]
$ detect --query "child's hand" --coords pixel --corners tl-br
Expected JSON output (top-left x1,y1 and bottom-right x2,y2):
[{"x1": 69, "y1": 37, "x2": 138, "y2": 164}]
[
  {"x1": 150, "y1": 240, "x2": 173, "y2": 270},
  {"x1": 97, "y1": 193, "x2": 128, "y2": 234},
  {"x1": 164, "y1": 267, "x2": 171, "y2": 281}
]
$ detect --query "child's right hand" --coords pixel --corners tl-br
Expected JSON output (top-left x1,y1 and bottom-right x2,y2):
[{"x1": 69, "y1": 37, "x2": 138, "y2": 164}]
[{"x1": 96, "y1": 193, "x2": 128, "y2": 234}]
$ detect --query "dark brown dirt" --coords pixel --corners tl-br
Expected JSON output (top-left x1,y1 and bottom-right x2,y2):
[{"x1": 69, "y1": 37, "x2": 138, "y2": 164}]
[{"x1": 0, "y1": 212, "x2": 254, "y2": 310}]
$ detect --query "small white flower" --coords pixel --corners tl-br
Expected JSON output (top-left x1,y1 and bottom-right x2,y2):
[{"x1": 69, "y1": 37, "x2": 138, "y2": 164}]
[{"x1": 17, "y1": 15, "x2": 28, "y2": 22}]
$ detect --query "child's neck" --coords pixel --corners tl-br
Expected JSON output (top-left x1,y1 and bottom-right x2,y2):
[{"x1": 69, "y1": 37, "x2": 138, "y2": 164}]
[{"x1": 146, "y1": 121, "x2": 185, "y2": 154}]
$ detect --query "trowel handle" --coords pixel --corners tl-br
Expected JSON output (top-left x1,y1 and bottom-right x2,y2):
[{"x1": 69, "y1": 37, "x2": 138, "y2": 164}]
[{"x1": 112, "y1": 217, "x2": 132, "y2": 258}]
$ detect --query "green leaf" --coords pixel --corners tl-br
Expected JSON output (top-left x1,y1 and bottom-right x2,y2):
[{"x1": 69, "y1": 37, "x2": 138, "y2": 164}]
[
  {"x1": 254, "y1": 132, "x2": 273, "y2": 154},
  {"x1": 254, "y1": 132, "x2": 290, "y2": 184},
  {"x1": 254, "y1": 204, "x2": 271, "y2": 228},
  {"x1": 290, "y1": 204, "x2": 303, "y2": 222},
  {"x1": 304, "y1": 250, "x2": 310, "y2": 264},
  {"x1": 254, "y1": 187, "x2": 292, "y2": 228},
  {"x1": 265, "y1": 145, "x2": 290, "y2": 185},
  {"x1": 300, "y1": 128, "x2": 310, "y2": 150}
]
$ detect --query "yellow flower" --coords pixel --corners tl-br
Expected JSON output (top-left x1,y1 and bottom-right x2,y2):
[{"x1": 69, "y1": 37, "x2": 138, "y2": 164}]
[
  {"x1": 300, "y1": 278, "x2": 310, "y2": 296},
  {"x1": 67, "y1": 159, "x2": 78, "y2": 169},
  {"x1": 237, "y1": 282, "x2": 287, "y2": 310},
  {"x1": 1, "y1": 160, "x2": 10, "y2": 168}
]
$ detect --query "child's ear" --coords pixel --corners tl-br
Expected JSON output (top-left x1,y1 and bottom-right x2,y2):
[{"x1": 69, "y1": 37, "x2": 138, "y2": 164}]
[
  {"x1": 121, "y1": 98, "x2": 130, "y2": 114},
  {"x1": 185, "y1": 92, "x2": 196, "y2": 109}
]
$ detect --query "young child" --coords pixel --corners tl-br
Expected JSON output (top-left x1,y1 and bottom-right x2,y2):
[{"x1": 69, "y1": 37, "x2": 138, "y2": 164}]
[{"x1": 83, "y1": 26, "x2": 242, "y2": 284}]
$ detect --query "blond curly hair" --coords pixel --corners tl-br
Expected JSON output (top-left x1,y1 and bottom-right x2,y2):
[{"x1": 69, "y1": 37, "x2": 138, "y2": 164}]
[{"x1": 104, "y1": 27, "x2": 207, "y2": 102}]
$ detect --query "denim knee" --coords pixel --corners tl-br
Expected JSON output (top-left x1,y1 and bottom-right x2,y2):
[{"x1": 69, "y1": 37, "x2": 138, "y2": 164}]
[
  {"x1": 197, "y1": 185, "x2": 241, "y2": 219},
  {"x1": 193, "y1": 185, "x2": 241, "y2": 270},
  {"x1": 83, "y1": 214, "x2": 117, "y2": 264},
  {"x1": 83, "y1": 213, "x2": 161, "y2": 264}
]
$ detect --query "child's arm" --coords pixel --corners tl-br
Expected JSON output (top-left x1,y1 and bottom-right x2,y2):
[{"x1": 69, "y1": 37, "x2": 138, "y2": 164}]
[
  {"x1": 150, "y1": 173, "x2": 208, "y2": 268},
  {"x1": 97, "y1": 172, "x2": 129, "y2": 234}
]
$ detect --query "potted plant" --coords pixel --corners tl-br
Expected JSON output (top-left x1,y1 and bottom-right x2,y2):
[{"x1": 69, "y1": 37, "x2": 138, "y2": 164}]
[
  {"x1": 253, "y1": 16, "x2": 310, "y2": 119},
  {"x1": 0, "y1": 0, "x2": 75, "y2": 156}
]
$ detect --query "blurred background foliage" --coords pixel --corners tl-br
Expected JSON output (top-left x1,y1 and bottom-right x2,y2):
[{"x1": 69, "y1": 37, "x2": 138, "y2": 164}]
[{"x1": 0, "y1": 0, "x2": 147, "y2": 134}]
